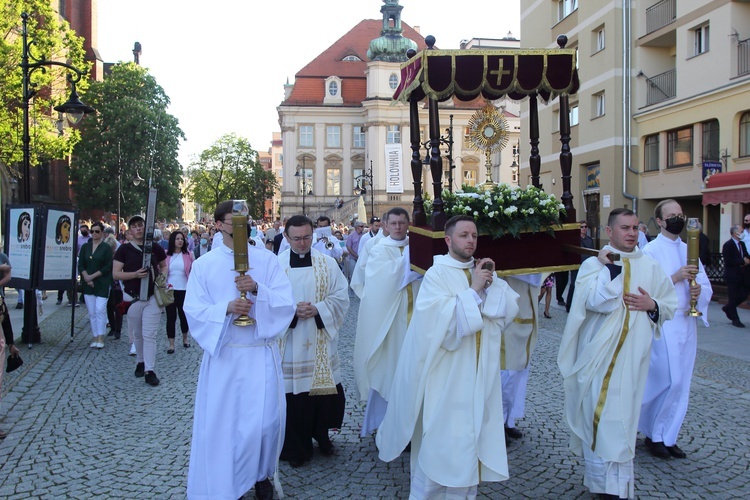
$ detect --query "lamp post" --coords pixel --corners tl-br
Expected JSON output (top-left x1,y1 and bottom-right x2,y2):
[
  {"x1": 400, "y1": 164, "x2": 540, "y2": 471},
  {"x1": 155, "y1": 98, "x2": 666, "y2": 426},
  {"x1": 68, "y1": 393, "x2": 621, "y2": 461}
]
[
  {"x1": 295, "y1": 157, "x2": 313, "y2": 216},
  {"x1": 354, "y1": 160, "x2": 375, "y2": 218},
  {"x1": 421, "y1": 115, "x2": 455, "y2": 192},
  {"x1": 19, "y1": 12, "x2": 95, "y2": 345}
]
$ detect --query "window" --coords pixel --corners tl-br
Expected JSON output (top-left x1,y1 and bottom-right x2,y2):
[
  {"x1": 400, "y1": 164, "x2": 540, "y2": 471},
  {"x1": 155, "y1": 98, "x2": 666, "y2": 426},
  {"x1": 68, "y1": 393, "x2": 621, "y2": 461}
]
[
  {"x1": 463, "y1": 169, "x2": 477, "y2": 187},
  {"x1": 386, "y1": 125, "x2": 401, "y2": 144},
  {"x1": 741, "y1": 112, "x2": 750, "y2": 157},
  {"x1": 299, "y1": 126, "x2": 313, "y2": 147},
  {"x1": 570, "y1": 105, "x2": 579, "y2": 126},
  {"x1": 389, "y1": 74, "x2": 399, "y2": 90},
  {"x1": 326, "y1": 126, "x2": 341, "y2": 148},
  {"x1": 667, "y1": 126, "x2": 693, "y2": 168},
  {"x1": 644, "y1": 134, "x2": 660, "y2": 172},
  {"x1": 276, "y1": 153, "x2": 283, "y2": 164},
  {"x1": 328, "y1": 81, "x2": 339, "y2": 97},
  {"x1": 353, "y1": 126, "x2": 366, "y2": 148},
  {"x1": 353, "y1": 168, "x2": 364, "y2": 190},
  {"x1": 343, "y1": 55, "x2": 361, "y2": 62},
  {"x1": 298, "y1": 168, "x2": 313, "y2": 195},
  {"x1": 593, "y1": 26, "x2": 605, "y2": 53},
  {"x1": 693, "y1": 24, "x2": 710, "y2": 56},
  {"x1": 326, "y1": 168, "x2": 341, "y2": 195},
  {"x1": 702, "y1": 120, "x2": 719, "y2": 161},
  {"x1": 558, "y1": 0, "x2": 577, "y2": 21},
  {"x1": 594, "y1": 92, "x2": 605, "y2": 117}
]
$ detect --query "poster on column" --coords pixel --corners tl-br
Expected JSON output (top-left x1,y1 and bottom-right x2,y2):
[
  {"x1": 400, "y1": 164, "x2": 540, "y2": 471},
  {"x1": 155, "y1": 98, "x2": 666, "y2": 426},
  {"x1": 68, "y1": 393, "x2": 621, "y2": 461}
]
[
  {"x1": 384, "y1": 144, "x2": 404, "y2": 194},
  {"x1": 4, "y1": 206, "x2": 36, "y2": 286},
  {"x1": 39, "y1": 207, "x2": 78, "y2": 290}
]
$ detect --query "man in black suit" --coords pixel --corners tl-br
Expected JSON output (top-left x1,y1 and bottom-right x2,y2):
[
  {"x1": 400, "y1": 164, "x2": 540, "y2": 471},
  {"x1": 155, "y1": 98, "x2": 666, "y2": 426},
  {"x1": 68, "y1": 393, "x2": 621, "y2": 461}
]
[
  {"x1": 273, "y1": 231, "x2": 285, "y2": 255},
  {"x1": 565, "y1": 220, "x2": 595, "y2": 312},
  {"x1": 722, "y1": 224, "x2": 749, "y2": 328}
]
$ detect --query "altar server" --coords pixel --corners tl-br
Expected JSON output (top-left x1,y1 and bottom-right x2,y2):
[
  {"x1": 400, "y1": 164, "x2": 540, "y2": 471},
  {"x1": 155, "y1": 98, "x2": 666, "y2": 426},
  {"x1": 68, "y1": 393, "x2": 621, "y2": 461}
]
[
  {"x1": 559, "y1": 208, "x2": 677, "y2": 499},
  {"x1": 639, "y1": 199, "x2": 711, "y2": 459},
  {"x1": 277, "y1": 216, "x2": 350, "y2": 467},
  {"x1": 353, "y1": 207, "x2": 420, "y2": 436},
  {"x1": 377, "y1": 215, "x2": 519, "y2": 498},
  {"x1": 349, "y1": 211, "x2": 387, "y2": 299},
  {"x1": 185, "y1": 201, "x2": 295, "y2": 500}
]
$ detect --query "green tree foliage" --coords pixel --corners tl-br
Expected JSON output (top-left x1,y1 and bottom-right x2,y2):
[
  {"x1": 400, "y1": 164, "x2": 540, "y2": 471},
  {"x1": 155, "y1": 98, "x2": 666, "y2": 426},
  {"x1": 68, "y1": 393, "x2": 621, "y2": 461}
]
[
  {"x1": 70, "y1": 63, "x2": 185, "y2": 219},
  {"x1": 0, "y1": 1, "x2": 88, "y2": 172},
  {"x1": 187, "y1": 134, "x2": 277, "y2": 219}
]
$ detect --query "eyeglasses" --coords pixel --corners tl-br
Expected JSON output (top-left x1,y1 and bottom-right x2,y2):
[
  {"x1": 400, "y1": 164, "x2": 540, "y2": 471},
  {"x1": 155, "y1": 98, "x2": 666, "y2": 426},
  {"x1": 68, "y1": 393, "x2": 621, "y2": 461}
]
[
  {"x1": 218, "y1": 218, "x2": 233, "y2": 225},
  {"x1": 580, "y1": 225, "x2": 587, "y2": 229},
  {"x1": 665, "y1": 214, "x2": 687, "y2": 222},
  {"x1": 91, "y1": 229, "x2": 101, "y2": 234},
  {"x1": 290, "y1": 235, "x2": 312, "y2": 243},
  {"x1": 371, "y1": 218, "x2": 380, "y2": 222}
]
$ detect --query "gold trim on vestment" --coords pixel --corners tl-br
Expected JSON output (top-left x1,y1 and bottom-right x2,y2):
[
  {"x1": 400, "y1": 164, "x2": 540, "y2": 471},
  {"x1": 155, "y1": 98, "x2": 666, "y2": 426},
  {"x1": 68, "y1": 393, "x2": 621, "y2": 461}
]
[
  {"x1": 309, "y1": 256, "x2": 337, "y2": 396},
  {"x1": 591, "y1": 258, "x2": 631, "y2": 450}
]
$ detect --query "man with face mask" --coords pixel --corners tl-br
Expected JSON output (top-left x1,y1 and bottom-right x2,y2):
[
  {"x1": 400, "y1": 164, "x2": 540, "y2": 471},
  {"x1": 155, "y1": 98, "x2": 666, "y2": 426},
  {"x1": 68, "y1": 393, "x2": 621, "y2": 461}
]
[
  {"x1": 741, "y1": 214, "x2": 750, "y2": 248},
  {"x1": 722, "y1": 224, "x2": 750, "y2": 328},
  {"x1": 639, "y1": 199, "x2": 712, "y2": 460},
  {"x1": 194, "y1": 233, "x2": 211, "y2": 259}
]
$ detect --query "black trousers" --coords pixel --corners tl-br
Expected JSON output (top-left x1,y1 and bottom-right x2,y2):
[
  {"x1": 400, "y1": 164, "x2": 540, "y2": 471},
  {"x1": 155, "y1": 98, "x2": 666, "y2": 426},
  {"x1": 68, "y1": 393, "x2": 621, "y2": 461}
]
[
  {"x1": 725, "y1": 280, "x2": 748, "y2": 321},
  {"x1": 565, "y1": 270, "x2": 578, "y2": 313},
  {"x1": 280, "y1": 383, "x2": 345, "y2": 462},
  {"x1": 106, "y1": 289, "x2": 124, "y2": 333},
  {"x1": 165, "y1": 290, "x2": 189, "y2": 339},
  {"x1": 554, "y1": 271, "x2": 569, "y2": 302}
]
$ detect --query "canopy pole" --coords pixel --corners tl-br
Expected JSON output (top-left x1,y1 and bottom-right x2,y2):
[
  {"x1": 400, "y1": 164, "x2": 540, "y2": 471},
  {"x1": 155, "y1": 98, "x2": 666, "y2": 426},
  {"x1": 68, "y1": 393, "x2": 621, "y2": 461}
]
[{"x1": 410, "y1": 96, "x2": 427, "y2": 226}]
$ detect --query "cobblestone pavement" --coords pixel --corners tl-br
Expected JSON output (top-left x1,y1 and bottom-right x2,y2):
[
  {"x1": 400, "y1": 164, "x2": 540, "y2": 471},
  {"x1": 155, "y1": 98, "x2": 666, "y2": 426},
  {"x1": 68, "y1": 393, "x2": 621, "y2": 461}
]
[{"x1": 0, "y1": 290, "x2": 749, "y2": 499}]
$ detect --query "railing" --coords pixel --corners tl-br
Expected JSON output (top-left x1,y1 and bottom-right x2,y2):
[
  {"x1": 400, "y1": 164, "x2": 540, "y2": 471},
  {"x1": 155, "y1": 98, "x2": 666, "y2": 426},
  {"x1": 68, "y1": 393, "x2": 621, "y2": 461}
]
[
  {"x1": 645, "y1": 0, "x2": 676, "y2": 35},
  {"x1": 739, "y1": 38, "x2": 750, "y2": 77},
  {"x1": 644, "y1": 68, "x2": 676, "y2": 106},
  {"x1": 706, "y1": 252, "x2": 725, "y2": 286}
]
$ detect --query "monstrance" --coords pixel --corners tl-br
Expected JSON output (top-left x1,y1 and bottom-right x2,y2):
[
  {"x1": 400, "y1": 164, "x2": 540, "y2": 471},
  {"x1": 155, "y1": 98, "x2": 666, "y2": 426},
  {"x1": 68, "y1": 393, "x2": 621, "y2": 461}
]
[{"x1": 467, "y1": 103, "x2": 510, "y2": 189}]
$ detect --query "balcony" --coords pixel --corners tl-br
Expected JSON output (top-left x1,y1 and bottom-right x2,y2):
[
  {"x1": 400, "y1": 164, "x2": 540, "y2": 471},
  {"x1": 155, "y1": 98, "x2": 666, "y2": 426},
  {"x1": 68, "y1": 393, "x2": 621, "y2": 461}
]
[
  {"x1": 645, "y1": 0, "x2": 676, "y2": 36},
  {"x1": 641, "y1": 68, "x2": 676, "y2": 106},
  {"x1": 739, "y1": 38, "x2": 750, "y2": 77}
]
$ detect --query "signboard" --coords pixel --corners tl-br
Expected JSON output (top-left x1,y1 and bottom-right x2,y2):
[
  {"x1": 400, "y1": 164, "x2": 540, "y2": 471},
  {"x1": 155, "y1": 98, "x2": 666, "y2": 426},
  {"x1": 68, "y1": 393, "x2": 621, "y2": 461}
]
[
  {"x1": 384, "y1": 144, "x2": 404, "y2": 194},
  {"x1": 5, "y1": 205, "x2": 36, "y2": 285},
  {"x1": 702, "y1": 161, "x2": 722, "y2": 181},
  {"x1": 41, "y1": 208, "x2": 78, "y2": 282},
  {"x1": 586, "y1": 164, "x2": 600, "y2": 189}
]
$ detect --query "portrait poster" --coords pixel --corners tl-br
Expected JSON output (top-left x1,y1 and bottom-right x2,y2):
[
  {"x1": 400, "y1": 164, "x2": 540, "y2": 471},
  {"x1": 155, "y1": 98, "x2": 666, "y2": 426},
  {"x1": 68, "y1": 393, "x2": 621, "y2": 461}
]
[
  {"x1": 37, "y1": 207, "x2": 79, "y2": 290},
  {"x1": 5, "y1": 205, "x2": 36, "y2": 286}
]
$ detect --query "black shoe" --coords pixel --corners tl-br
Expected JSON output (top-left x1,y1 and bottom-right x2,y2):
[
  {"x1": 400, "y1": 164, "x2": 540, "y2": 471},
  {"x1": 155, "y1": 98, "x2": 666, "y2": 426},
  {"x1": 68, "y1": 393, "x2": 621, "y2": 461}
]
[
  {"x1": 55, "y1": 300, "x2": 62, "y2": 305},
  {"x1": 113, "y1": 331, "x2": 121, "y2": 340},
  {"x1": 134, "y1": 362, "x2": 145, "y2": 377},
  {"x1": 504, "y1": 426, "x2": 523, "y2": 439},
  {"x1": 107, "y1": 330, "x2": 115, "y2": 337},
  {"x1": 645, "y1": 437, "x2": 670, "y2": 459},
  {"x1": 144, "y1": 371, "x2": 159, "y2": 386},
  {"x1": 287, "y1": 458, "x2": 305, "y2": 468},
  {"x1": 667, "y1": 444, "x2": 687, "y2": 458},
  {"x1": 557, "y1": 299, "x2": 566, "y2": 306},
  {"x1": 318, "y1": 440, "x2": 334, "y2": 456},
  {"x1": 732, "y1": 320, "x2": 746, "y2": 328},
  {"x1": 254, "y1": 478, "x2": 274, "y2": 500},
  {"x1": 15, "y1": 303, "x2": 23, "y2": 310}
]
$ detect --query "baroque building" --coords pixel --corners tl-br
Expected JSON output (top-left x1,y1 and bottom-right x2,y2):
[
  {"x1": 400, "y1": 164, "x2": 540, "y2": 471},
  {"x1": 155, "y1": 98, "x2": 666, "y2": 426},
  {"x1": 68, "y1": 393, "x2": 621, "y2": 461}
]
[{"x1": 277, "y1": 0, "x2": 519, "y2": 222}]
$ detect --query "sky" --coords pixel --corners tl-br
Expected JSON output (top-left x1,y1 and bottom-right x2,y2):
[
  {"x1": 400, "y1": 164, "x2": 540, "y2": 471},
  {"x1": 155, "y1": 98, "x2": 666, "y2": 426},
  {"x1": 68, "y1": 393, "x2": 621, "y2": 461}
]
[{"x1": 97, "y1": 0, "x2": 521, "y2": 168}]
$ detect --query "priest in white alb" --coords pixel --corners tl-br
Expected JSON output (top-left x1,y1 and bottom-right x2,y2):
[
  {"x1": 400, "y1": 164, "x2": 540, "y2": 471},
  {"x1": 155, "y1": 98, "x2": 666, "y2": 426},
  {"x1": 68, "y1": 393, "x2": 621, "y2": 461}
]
[
  {"x1": 559, "y1": 208, "x2": 677, "y2": 499},
  {"x1": 277, "y1": 216, "x2": 350, "y2": 468},
  {"x1": 353, "y1": 207, "x2": 420, "y2": 437},
  {"x1": 349, "y1": 211, "x2": 387, "y2": 299},
  {"x1": 377, "y1": 215, "x2": 519, "y2": 499},
  {"x1": 185, "y1": 201, "x2": 295, "y2": 500},
  {"x1": 639, "y1": 199, "x2": 712, "y2": 459}
]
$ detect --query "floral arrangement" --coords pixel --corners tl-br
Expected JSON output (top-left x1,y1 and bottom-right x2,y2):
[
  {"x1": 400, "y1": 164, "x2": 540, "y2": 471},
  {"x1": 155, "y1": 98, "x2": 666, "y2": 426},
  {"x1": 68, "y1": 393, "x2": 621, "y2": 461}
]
[{"x1": 425, "y1": 184, "x2": 566, "y2": 239}]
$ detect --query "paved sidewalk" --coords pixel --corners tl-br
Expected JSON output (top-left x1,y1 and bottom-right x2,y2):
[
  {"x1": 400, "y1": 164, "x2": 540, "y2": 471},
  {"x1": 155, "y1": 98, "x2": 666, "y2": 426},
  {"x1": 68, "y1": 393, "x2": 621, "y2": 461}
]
[{"x1": 0, "y1": 289, "x2": 748, "y2": 498}]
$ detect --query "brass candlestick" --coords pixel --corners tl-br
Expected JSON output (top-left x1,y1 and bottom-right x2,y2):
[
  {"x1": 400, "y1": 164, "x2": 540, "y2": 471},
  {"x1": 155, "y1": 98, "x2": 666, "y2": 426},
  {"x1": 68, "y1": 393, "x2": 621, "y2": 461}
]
[
  {"x1": 686, "y1": 218, "x2": 702, "y2": 317},
  {"x1": 231, "y1": 201, "x2": 255, "y2": 326}
]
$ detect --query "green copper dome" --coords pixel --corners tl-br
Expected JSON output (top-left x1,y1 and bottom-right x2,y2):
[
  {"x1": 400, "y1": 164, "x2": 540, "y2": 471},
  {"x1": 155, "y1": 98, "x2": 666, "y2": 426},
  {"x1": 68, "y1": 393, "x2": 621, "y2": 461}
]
[{"x1": 367, "y1": 0, "x2": 417, "y2": 62}]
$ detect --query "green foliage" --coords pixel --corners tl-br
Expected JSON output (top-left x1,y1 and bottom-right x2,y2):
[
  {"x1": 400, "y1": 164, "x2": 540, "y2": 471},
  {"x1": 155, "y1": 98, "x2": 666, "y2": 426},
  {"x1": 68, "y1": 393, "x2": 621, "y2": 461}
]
[
  {"x1": 0, "y1": 2, "x2": 89, "y2": 171},
  {"x1": 186, "y1": 133, "x2": 277, "y2": 219},
  {"x1": 70, "y1": 63, "x2": 185, "y2": 219},
  {"x1": 440, "y1": 183, "x2": 566, "y2": 239}
]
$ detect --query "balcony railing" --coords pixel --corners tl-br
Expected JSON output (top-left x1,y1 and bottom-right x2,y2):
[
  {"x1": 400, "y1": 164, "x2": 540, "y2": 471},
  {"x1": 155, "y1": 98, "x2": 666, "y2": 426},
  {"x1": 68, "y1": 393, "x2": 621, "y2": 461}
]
[
  {"x1": 739, "y1": 38, "x2": 750, "y2": 77},
  {"x1": 643, "y1": 69, "x2": 676, "y2": 106},
  {"x1": 645, "y1": 0, "x2": 676, "y2": 36}
]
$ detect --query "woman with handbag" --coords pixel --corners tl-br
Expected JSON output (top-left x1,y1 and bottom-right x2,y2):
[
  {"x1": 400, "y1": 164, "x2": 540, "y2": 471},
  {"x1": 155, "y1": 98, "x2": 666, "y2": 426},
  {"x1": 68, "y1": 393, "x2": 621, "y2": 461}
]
[
  {"x1": 165, "y1": 230, "x2": 193, "y2": 354},
  {"x1": 79, "y1": 222, "x2": 113, "y2": 349}
]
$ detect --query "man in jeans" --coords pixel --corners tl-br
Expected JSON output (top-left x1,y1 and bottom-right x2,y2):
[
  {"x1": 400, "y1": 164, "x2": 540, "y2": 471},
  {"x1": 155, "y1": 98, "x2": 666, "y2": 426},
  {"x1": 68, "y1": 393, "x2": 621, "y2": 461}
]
[{"x1": 113, "y1": 215, "x2": 167, "y2": 386}]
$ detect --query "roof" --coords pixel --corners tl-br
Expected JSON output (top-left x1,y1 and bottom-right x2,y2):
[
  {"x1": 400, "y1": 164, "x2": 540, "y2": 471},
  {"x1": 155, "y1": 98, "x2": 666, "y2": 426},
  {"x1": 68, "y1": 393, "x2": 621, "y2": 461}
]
[{"x1": 283, "y1": 20, "x2": 427, "y2": 106}]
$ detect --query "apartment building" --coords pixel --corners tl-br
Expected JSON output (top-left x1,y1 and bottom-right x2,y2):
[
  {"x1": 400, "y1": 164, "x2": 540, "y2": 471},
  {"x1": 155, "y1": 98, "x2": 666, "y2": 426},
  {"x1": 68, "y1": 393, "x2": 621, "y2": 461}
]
[{"x1": 521, "y1": 0, "x2": 750, "y2": 249}]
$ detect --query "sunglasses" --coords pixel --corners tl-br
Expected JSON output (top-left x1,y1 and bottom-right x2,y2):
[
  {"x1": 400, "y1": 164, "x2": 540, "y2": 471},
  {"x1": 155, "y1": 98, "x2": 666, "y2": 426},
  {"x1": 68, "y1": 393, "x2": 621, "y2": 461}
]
[{"x1": 91, "y1": 229, "x2": 102, "y2": 234}]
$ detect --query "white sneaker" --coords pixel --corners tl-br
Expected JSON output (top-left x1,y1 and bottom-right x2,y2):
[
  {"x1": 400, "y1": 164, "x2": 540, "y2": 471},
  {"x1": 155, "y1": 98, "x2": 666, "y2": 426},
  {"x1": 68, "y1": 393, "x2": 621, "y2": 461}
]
[
  {"x1": 90, "y1": 341, "x2": 98, "y2": 348},
  {"x1": 129, "y1": 343, "x2": 137, "y2": 356},
  {"x1": 96, "y1": 342, "x2": 104, "y2": 349}
]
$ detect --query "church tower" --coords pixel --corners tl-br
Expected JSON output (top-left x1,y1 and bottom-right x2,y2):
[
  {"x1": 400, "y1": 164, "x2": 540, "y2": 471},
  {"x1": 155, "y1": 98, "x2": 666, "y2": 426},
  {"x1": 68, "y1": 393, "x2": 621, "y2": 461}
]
[{"x1": 367, "y1": 0, "x2": 417, "y2": 62}]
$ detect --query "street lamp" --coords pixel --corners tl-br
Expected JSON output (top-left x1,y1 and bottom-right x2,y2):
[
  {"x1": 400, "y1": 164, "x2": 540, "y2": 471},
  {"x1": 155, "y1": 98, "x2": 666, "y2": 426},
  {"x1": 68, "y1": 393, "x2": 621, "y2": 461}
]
[
  {"x1": 295, "y1": 157, "x2": 313, "y2": 216},
  {"x1": 421, "y1": 115, "x2": 455, "y2": 192},
  {"x1": 19, "y1": 12, "x2": 95, "y2": 345},
  {"x1": 354, "y1": 160, "x2": 375, "y2": 218}
]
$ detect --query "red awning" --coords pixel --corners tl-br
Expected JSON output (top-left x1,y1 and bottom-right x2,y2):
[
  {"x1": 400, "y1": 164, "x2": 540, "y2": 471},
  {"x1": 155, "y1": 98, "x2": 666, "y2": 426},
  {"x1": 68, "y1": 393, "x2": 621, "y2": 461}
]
[{"x1": 702, "y1": 170, "x2": 750, "y2": 205}]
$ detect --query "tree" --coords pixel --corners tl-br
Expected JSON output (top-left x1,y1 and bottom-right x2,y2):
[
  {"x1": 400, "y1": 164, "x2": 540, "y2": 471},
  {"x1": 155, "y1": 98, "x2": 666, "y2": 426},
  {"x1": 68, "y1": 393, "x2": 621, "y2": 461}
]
[
  {"x1": 187, "y1": 134, "x2": 277, "y2": 219},
  {"x1": 0, "y1": 1, "x2": 88, "y2": 172},
  {"x1": 70, "y1": 62, "x2": 185, "y2": 219}
]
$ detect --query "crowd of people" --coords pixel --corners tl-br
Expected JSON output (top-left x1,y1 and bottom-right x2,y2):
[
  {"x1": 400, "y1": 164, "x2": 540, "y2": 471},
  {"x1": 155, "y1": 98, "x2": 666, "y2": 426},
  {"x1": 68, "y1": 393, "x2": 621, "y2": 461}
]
[{"x1": 3, "y1": 197, "x2": 745, "y2": 500}]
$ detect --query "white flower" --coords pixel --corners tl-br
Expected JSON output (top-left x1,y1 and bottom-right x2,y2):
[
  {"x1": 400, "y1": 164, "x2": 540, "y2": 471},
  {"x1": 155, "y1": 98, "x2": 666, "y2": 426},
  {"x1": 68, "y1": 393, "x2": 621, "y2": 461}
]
[
  {"x1": 528, "y1": 208, "x2": 535, "y2": 215},
  {"x1": 474, "y1": 211, "x2": 479, "y2": 216}
]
